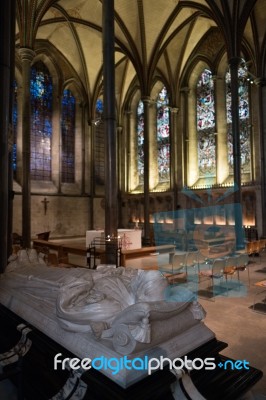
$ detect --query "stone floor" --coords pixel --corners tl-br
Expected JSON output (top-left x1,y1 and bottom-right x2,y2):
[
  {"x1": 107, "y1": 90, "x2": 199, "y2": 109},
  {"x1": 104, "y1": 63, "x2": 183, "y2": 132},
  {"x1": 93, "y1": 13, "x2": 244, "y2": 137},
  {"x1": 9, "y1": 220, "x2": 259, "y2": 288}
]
[{"x1": 198, "y1": 254, "x2": 266, "y2": 398}]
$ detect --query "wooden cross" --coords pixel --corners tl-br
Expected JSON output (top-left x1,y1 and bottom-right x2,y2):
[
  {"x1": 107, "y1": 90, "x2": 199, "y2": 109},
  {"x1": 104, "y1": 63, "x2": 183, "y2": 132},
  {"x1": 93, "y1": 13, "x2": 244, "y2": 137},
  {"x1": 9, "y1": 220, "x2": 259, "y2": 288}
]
[{"x1": 41, "y1": 197, "x2": 49, "y2": 215}]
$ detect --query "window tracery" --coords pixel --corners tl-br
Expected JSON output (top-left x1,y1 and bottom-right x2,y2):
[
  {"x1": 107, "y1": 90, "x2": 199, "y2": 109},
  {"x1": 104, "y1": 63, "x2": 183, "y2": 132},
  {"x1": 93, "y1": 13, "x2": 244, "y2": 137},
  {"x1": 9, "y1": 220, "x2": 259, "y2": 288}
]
[
  {"x1": 137, "y1": 100, "x2": 144, "y2": 184},
  {"x1": 157, "y1": 87, "x2": 170, "y2": 183},
  {"x1": 226, "y1": 65, "x2": 251, "y2": 175},
  {"x1": 30, "y1": 61, "x2": 53, "y2": 180},
  {"x1": 196, "y1": 69, "x2": 216, "y2": 177}
]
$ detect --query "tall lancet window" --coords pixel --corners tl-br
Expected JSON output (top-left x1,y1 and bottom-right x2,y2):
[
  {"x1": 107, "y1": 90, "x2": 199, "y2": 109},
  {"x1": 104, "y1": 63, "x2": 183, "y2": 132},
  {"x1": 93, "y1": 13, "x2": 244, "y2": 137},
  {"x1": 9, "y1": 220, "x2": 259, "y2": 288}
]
[
  {"x1": 157, "y1": 87, "x2": 170, "y2": 183},
  {"x1": 12, "y1": 79, "x2": 18, "y2": 179},
  {"x1": 226, "y1": 65, "x2": 251, "y2": 176},
  {"x1": 61, "y1": 89, "x2": 75, "y2": 183},
  {"x1": 196, "y1": 69, "x2": 216, "y2": 177},
  {"x1": 30, "y1": 61, "x2": 53, "y2": 180},
  {"x1": 94, "y1": 98, "x2": 105, "y2": 185},
  {"x1": 137, "y1": 100, "x2": 144, "y2": 184}
]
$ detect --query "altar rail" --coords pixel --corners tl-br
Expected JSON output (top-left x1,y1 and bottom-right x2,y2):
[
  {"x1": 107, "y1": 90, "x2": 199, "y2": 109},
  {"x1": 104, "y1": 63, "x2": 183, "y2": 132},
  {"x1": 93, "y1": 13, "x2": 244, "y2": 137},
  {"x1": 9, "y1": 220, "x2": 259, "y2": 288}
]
[{"x1": 32, "y1": 239, "x2": 87, "y2": 266}]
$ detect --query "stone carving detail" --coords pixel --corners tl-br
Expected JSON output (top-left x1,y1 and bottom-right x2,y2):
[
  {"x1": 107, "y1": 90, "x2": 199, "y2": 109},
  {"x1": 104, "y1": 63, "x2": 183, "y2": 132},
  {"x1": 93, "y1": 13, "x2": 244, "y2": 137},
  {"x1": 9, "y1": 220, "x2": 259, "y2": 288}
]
[
  {"x1": 50, "y1": 364, "x2": 87, "y2": 400},
  {"x1": 0, "y1": 323, "x2": 32, "y2": 367}
]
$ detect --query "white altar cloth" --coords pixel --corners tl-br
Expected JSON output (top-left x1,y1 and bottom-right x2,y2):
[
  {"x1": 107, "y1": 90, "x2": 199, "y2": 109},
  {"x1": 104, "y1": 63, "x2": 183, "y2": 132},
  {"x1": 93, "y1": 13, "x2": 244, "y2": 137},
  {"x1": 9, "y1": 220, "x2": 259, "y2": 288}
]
[{"x1": 86, "y1": 229, "x2": 142, "y2": 250}]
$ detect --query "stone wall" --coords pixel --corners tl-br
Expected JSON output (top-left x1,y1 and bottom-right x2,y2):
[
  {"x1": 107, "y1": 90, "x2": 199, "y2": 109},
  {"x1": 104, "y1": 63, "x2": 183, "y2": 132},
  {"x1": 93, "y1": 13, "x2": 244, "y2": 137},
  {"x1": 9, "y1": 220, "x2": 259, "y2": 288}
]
[{"x1": 13, "y1": 194, "x2": 89, "y2": 238}]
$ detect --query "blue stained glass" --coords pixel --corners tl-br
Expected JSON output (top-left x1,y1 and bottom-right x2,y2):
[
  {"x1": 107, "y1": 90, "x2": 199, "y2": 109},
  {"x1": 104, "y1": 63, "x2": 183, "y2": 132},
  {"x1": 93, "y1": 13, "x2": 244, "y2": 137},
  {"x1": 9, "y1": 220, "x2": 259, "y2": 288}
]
[
  {"x1": 197, "y1": 69, "x2": 216, "y2": 176},
  {"x1": 157, "y1": 87, "x2": 170, "y2": 182},
  {"x1": 96, "y1": 98, "x2": 103, "y2": 113},
  {"x1": 61, "y1": 89, "x2": 76, "y2": 183},
  {"x1": 137, "y1": 100, "x2": 144, "y2": 183},
  {"x1": 30, "y1": 61, "x2": 53, "y2": 180},
  {"x1": 226, "y1": 65, "x2": 251, "y2": 174}
]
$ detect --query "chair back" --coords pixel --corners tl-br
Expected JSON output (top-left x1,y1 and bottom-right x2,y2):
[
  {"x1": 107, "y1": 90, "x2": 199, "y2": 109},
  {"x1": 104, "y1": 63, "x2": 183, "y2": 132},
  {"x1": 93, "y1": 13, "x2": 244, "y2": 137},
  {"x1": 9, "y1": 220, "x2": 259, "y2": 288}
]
[
  {"x1": 246, "y1": 242, "x2": 254, "y2": 255},
  {"x1": 224, "y1": 256, "x2": 237, "y2": 274},
  {"x1": 212, "y1": 258, "x2": 226, "y2": 278},
  {"x1": 259, "y1": 239, "x2": 266, "y2": 251},
  {"x1": 186, "y1": 251, "x2": 199, "y2": 268},
  {"x1": 172, "y1": 253, "x2": 186, "y2": 272},
  {"x1": 236, "y1": 253, "x2": 249, "y2": 268}
]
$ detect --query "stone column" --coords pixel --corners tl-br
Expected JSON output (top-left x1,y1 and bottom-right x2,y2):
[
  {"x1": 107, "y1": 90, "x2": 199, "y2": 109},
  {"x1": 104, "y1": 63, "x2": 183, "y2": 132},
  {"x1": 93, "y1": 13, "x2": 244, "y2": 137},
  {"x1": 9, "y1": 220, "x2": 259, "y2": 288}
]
[
  {"x1": 228, "y1": 57, "x2": 243, "y2": 248},
  {"x1": 142, "y1": 96, "x2": 151, "y2": 245},
  {"x1": 214, "y1": 75, "x2": 228, "y2": 183},
  {"x1": 117, "y1": 125, "x2": 123, "y2": 227},
  {"x1": 8, "y1": 0, "x2": 16, "y2": 258},
  {"x1": 186, "y1": 87, "x2": 198, "y2": 187},
  {"x1": 170, "y1": 107, "x2": 179, "y2": 209},
  {"x1": 0, "y1": 0, "x2": 16, "y2": 272},
  {"x1": 256, "y1": 78, "x2": 266, "y2": 237},
  {"x1": 80, "y1": 102, "x2": 86, "y2": 195},
  {"x1": 125, "y1": 110, "x2": 135, "y2": 192},
  {"x1": 19, "y1": 47, "x2": 35, "y2": 249},
  {"x1": 180, "y1": 88, "x2": 189, "y2": 188},
  {"x1": 102, "y1": 0, "x2": 117, "y2": 263},
  {"x1": 149, "y1": 101, "x2": 157, "y2": 190}
]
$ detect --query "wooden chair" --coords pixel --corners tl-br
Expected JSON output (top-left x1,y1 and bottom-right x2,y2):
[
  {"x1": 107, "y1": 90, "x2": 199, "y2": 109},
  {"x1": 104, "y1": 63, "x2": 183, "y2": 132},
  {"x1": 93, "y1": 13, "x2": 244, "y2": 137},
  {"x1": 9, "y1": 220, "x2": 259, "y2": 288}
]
[
  {"x1": 234, "y1": 253, "x2": 250, "y2": 286},
  {"x1": 246, "y1": 241, "x2": 261, "y2": 263},
  {"x1": 224, "y1": 256, "x2": 237, "y2": 276},
  {"x1": 198, "y1": 258, "x2": 227, "y2": 297}
]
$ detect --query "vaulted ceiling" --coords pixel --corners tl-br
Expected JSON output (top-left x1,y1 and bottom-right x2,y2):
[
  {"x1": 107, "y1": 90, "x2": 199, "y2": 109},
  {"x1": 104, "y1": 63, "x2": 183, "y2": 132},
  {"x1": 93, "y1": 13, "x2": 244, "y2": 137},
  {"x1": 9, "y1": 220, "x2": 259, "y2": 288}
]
[{"x1": 15, "y1": 0, "x2": 266, "y2": 120}]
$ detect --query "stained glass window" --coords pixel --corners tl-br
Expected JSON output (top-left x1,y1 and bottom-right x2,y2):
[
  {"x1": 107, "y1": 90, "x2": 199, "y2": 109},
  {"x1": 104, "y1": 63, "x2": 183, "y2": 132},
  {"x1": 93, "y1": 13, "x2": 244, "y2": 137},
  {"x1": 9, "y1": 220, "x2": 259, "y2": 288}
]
[
  {"x1": 30, "y1": 61, "x2": 53, "y2": 180},
  {"x1": 12, "y1": 80, "x2": 18, "y2": 178},
  {"x1": 137, "y1": 100, "x2": 144, "y2": 183},
  {"x1": 61, "y1": 89, "x2": 75, "y2": 183},
  {"x1": 196, "y1": 69, "x2": 216, "y2": 176},
  {"x1": 94, "y1": 98, "x2": 105, "y2": 185},
  {"x1": 157, "y1": 87, "x2": 170, "y2": 182},
  {"x1": 226, "y1": 65, "x2": 251, "y2": 174}
]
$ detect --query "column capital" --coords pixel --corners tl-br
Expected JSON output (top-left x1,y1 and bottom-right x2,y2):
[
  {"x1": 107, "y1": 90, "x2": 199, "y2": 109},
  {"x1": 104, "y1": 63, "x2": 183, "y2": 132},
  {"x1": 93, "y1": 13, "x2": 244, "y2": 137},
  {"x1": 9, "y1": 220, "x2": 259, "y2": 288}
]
[
  {"x1": 254, "y1": 77, "x2": 266, "y2": 87},
  {"x1": 212, "y1": 75, "x2": 223, "y2": 81},
  {"x1": 170, "y1": 107, "x2": 179, "y2": 114},
  {"x1": 180, "y1": 87, "x2": 190, "y2": 93},
  {"x1": 18, "y1": 47, "x2": 35, "y2": 63},
  {"x1": 124, "y1": 109, "x2": 132, "y2": 115},
  {"x1": 228, "y1": 57, "x2": 243, "y2": 69},
  {"x1": 117, "y1": 125, "x2": 123, "y2": 134},
  {"x1": 141, "y1": 96, "x2": 151, "y2": 104}
]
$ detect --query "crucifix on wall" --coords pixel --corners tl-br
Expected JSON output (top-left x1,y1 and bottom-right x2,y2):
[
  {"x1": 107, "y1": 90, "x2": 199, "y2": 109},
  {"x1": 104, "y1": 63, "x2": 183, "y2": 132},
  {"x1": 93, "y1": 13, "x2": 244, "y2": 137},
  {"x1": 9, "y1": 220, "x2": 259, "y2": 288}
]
[{"x1": 41, "y1": 197, "x2": 49, "y2": 215}]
